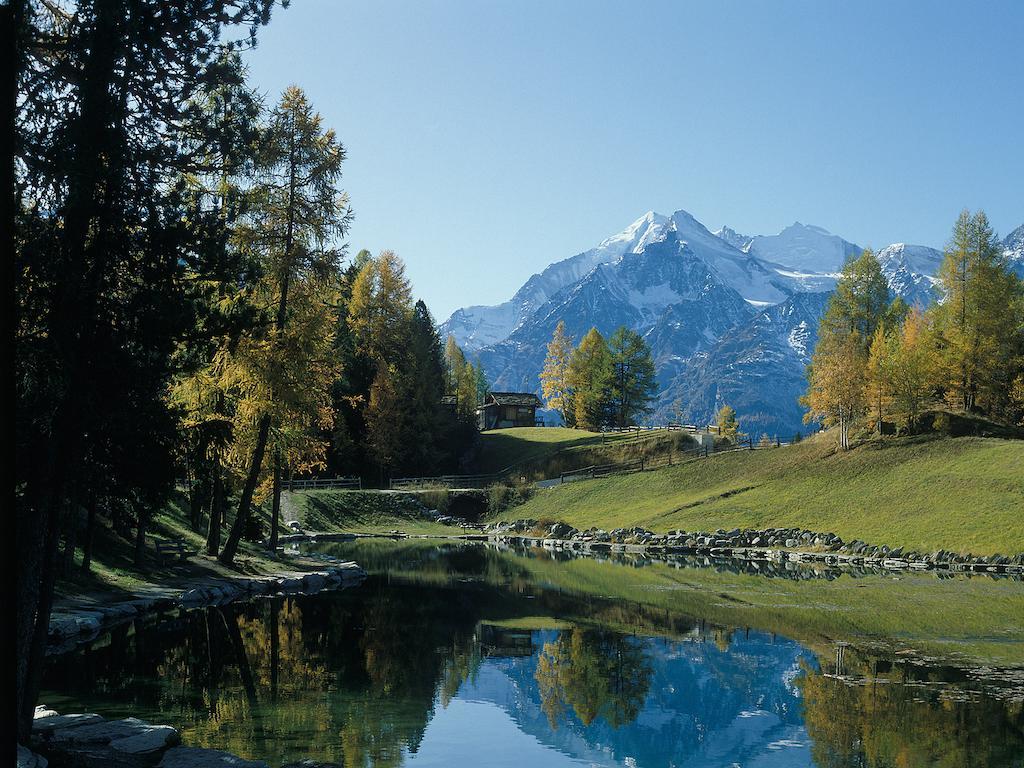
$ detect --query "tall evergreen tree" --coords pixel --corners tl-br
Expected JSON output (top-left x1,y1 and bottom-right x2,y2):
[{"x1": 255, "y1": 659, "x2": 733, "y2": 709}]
[
  {"x1": 932, "y1": 210, "x2": 1024, "y2": 415},
  {"x1": 14, "y1": 0, "x2": 278, "y2": 737},
  {"x1": 568, "y1": 328, "x2": 614, "y2": 430},
  {"x1": 607, "y1": 326, "x2": 658, "y2": 427},
  {"x1": 803, "y1": 249, "x2": 891, "y2": 449},
  {"x1": 220, "y1": 86, "x2": 352, "y2": 566}
]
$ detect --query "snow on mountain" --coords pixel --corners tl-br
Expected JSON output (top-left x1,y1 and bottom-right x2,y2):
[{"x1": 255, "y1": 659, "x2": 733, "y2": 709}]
[
  {"x1": 667, "y1": 209, "x2": 793, "y2": 305},
  {"x1": 875, "y1": 243, "x2": 943, "y2": 307},
  {"x1": 745, "y1": 222, "x2": 862, "y2": 273},
  {"x1": 664, "y1": 292, "x2": 833, "y2": 436},
  {"x1": 1004, "y1": 224, "x2": 1024, "y2": 278},
  {"x1": 713, "y1": 225, "x2": 753, "y2": 251},
  {"x1": 447, "y1": 206, "x2": 966, "y2": 435},
  {"x1": 475, "y1": 234, "x2": 753, "y2": 396},
  {"x1": 440, "y1": 211, "x2": 670, "y2": 351}
]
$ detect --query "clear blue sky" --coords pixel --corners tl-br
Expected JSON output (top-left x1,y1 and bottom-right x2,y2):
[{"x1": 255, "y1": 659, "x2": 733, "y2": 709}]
[{"x1": 245, "y1": 0, "x2": 1023, "y2": 320}]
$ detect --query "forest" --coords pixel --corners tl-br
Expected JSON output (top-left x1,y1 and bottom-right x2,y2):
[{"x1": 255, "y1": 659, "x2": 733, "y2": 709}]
[
  {"x1": 10, "y1": 0, "x2": 477, "y2": 740},
  {"x1": 803, "y1": 210, "x2": 1024, "y2": 449}
]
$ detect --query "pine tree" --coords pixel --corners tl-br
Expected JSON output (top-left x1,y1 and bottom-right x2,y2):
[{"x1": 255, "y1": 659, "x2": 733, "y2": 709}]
[
  {"x1": 568, "y1": 328, "x2": 614, "y2": 430},
  {"x1": 540, "y1": 320, "x2": 576, "y2": 426},
  {"x1": 803, "y1": 249, "x2": 890, "y2": 449},
  {"x1": 932, "y1": 210, "x2": 1024, "y2": 415},
  {"x1": 220, "y1": 86, "x2": 352, "y2": 566},
  {"x1": 607, "y1": 326, "x2": 658, "y2": 427}
]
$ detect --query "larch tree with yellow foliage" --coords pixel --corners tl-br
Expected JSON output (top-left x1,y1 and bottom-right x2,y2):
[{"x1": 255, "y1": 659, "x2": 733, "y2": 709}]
[
  {"x1": 540, "y1": 320, "x2": 576, "y2": 427},
  {"x1": 220, "y1": 86, "x2": 352, "y2": 565}
]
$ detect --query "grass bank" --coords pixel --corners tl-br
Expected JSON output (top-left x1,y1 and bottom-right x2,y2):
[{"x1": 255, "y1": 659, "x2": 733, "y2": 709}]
[
  {"x1": 284, "y1": 489, "x2": 472, "y2": 535},
  {"x1": 478, "y1": 425, "x2": 702, "y2": 481},
  {"x1": 55, "y1": 487, "x2": 467, "y2": 602},
  {"x1": 503, "y1": 433, "x2": 1024, "y2": 555}
]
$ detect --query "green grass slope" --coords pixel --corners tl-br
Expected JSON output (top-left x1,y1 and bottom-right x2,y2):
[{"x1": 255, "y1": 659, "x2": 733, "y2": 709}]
[
  {"x1": 476, "y1": 426, "x2": 602, "y2": 473},
  {"x1": 507, "y1": 434, "x2": 1024, "y2": 555}
]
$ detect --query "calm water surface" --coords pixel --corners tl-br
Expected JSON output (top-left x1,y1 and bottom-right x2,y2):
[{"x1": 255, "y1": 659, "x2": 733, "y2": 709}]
[{"x1": 42, "y1": 541, "x2": 1024, "y2": 767}]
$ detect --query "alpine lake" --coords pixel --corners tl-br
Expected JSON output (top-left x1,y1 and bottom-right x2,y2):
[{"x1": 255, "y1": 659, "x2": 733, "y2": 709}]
[{"x1": 41, "y1": 539, "x2": 1024, "y2": 767}]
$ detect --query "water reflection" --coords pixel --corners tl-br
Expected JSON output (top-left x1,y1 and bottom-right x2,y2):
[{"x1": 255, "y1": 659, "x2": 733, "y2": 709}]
[{"x1": 41, "y1": 542, "x2": 1024, "y2": 767}]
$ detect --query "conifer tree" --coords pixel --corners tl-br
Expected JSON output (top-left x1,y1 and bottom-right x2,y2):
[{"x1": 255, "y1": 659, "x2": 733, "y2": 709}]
[
  {"x1": 568, "y1": 328, "x2": 613, "y2": 430},
  {"x1": 540, "y1": 320, "x2": 576, "y2": 426},
  {"x1": 864, "y1": 324, "x2": 895, "y2": 434},
  {"x1": 803, "y1": 249, "x2": 890, "y2": 449},
  {"x1": 220, "y1": 86, "x2": 352, "y2": 566},
  {"x1": 607, "y1": 326, "x2": 658, "y2": 427},
  {"x1": 932, "y1": 210, "x2": 1024, "y2": 415},
  {"x1": 888, "y1": 308, "x2": 938, "y2": 432}
]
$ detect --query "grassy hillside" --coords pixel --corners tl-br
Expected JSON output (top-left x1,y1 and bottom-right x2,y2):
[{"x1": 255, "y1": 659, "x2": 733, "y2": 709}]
[
  {"x1": 504, "y1": 433, "x2": 1024, "y2": 555},
  {"x1": 285, "y1": 489, "x2": 470, "y2": 535},
  {"x1": 476, "y1": 427, "x2": 601, "y2": 473},
  {"x1": 477, "y1": 425, "x2": 703, "y2": 479}
]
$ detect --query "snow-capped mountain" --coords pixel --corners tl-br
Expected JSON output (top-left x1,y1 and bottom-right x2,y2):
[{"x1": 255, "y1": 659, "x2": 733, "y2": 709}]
[
  {"x1": 665, "y1": 292, "x2": 832, "y2": 436},
  {"x1": 1004, "y1": 224, "x2": 1024, "y2": 278},
  {"x1": 440, "y1": 211, "x2": 669, "y2": 351},
  {"x1": 746, "y1": 222, "x2": 862, "y2": 273},
  {"x1": 874, "y1": 243, "x2": 943, "y2": 307},
  {"x1": 443, "y1": 209, "x2": 1019, "y2": 435},
  {"x1": 473, "y1": 233, "x2": 754, "y2": 394}
]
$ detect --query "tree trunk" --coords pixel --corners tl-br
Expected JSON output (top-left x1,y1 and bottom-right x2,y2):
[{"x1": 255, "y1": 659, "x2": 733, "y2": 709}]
[
  {"x1": 81, "y1": 495, "x2": 98, "y2": 572},
  {"x1": 134, "y1": 503, "x2": 149, "y2": 567},
  {"x1": 269, "y1": 448, "x2": 281, "y2": 553},
  {"x1": 219, "y1": 414, "x2": 271, "y2": 566},
  {"x1": 17, "y1": 492, "x2": 63, "y2": 742},
  {"x1": 206, "y1": 465, "x2": 224, "y2": 556},
  {"x1": 61, "y1": 528, "x2": 77, "y2": 577}
]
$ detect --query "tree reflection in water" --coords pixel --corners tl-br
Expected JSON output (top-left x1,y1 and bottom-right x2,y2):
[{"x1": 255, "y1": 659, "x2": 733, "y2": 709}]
[
  {"x1": 40, "y1": 543, "x2": 1024, "y2": 768},
  {"x1": 535, "y1": 628, "x2": 652, "y2": 729}
]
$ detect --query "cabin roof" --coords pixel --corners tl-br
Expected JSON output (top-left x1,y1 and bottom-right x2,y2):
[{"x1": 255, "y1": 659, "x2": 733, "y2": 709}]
[{"x1": 483, "y1": 392, "x2": 542, "y2": 407}]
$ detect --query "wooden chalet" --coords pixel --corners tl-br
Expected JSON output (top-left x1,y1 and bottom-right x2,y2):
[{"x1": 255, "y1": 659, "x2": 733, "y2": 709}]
[{"x1": 476, "y1": 392, "x2": 542, "y2": 430}]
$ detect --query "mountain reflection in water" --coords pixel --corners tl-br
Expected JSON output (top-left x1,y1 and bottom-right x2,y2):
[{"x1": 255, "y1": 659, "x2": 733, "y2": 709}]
[{"x1": 41, "y1": 542, "x2": 1024, "y2": 767}]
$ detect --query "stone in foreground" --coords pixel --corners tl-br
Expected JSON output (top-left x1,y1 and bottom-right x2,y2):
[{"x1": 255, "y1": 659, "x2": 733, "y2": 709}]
[{"x1": 159, "y1": 746, "x2": 270, "y2": 768}]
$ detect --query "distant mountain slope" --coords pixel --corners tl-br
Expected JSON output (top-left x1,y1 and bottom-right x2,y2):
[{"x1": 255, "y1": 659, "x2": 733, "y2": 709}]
[
  {"x1": 665, "y1": 292, "x2": 832, "y2": 435},
  {"x1": 1004, "y1": 224, "x2": 1024, "y2": 278},
  {"x1": 446, "y1": 208, "x2": 996, "y2": 435},
  {"x1": 440, "y1": 211, "x2": 669, "y2": 351},
  {"x1": 745, "y1": 222, "x2": 862, "y2": 273},
  {"x1": 476, "y1": 234, "x2": 753, "y2": 394}
]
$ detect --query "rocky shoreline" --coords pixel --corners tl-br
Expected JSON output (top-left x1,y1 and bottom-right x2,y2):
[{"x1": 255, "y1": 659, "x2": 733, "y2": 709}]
[
  {"x1": 23, "y1": 707, "x2": 340, "y2": 768},
  {"x1": 47, "y1": 556, "x2": 366, "y2": 654},
  {"x1": 480, "y1": 519, "x2": 1024, "y2": 575}
]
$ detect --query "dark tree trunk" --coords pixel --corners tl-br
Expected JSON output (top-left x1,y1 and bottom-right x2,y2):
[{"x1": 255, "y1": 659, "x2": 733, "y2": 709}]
[
  {"x1": 269, "y1": 448, "x2": 281, "y2": 552},
  {"x1": 81, "y1": 495, "x2": 98, "y2": 572},
  {"x1": 61, "y1": 528, "x2": 77, "y2": 577},
  {"x1": 219, "y1": 414, "x2": 271, "y2": 565},
  {"x1": 206, "y1": 465, "x2": 224, "y2": 556},
  {"x1": 134, "y1": 504, "x2": 149, "y2": 567}
]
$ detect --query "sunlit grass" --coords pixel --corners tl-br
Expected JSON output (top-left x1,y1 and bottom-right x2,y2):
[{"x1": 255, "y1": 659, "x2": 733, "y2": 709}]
[{"x1": 506, "y1": 434, "x2": 1024, "y2": 555}]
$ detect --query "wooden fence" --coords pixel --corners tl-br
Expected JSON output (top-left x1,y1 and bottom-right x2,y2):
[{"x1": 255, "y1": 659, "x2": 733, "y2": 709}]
[
  {"x1": 285, "y1": 476, "x2": 362, "y2": 491},
  {"x1": 389, "y1": 473, "x2": 499, "y2": 490}
]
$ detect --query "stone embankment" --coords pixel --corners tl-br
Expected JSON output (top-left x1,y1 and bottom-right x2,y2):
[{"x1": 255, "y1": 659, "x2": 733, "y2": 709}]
[
  {"x1": 484, "y1": 519, "x2": 1024, "y2": 575},
  {"x1": 47, "y1": 556, "x2": 365, "y2": 653},
  {"x1": 23, "y1": 707, "x2": 340, "y2": 768}
]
